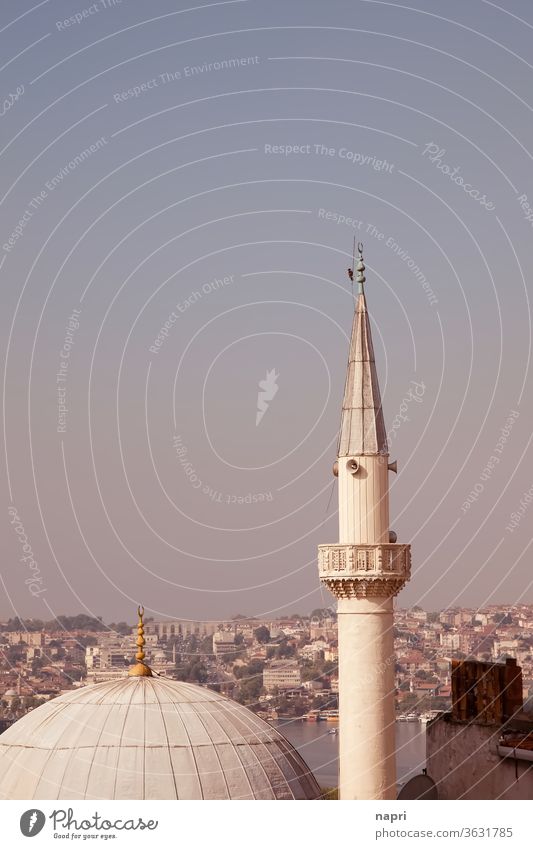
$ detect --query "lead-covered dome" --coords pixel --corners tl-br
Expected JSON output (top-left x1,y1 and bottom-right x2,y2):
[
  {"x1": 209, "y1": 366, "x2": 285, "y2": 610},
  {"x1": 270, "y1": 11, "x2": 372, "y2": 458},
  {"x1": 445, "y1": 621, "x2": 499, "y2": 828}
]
[{"x1": 0, "y1": 677, "x2": 321, "y2": 800}]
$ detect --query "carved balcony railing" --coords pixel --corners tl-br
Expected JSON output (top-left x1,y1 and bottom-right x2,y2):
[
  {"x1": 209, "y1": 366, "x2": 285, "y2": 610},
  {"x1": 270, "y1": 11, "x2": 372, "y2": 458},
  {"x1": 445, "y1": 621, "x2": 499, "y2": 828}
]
[{"x1": 318, "y1": 543, "x2": 411, "y2": 598}]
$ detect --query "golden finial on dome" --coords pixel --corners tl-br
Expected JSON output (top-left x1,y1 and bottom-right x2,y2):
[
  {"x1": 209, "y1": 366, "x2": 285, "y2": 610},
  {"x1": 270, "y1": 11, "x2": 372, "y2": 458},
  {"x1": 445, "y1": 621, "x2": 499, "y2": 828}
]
[{"x1": 128, "y1": 605, "x2": 153, "y2": 677}]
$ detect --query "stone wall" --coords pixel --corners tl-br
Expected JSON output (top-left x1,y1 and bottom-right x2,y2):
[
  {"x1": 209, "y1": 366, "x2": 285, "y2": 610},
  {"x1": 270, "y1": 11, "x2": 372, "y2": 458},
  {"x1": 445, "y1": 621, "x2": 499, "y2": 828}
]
[{"x1": 426, "y1": 715, "x2": 533, "y2": 800}]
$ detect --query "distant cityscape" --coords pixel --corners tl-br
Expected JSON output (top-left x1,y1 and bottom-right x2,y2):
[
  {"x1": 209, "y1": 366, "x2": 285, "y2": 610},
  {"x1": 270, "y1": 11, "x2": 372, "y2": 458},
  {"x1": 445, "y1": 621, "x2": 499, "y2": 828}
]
[{"x1": 2, "y1": 603, "x2": 533, "y2": 729}]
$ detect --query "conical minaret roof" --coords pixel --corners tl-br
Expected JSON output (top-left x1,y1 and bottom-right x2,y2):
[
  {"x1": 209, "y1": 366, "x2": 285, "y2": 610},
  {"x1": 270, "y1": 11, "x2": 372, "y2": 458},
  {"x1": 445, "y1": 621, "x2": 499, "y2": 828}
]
[{"x1": 338, "y1": 246, "x2": 387, "y2": 457}]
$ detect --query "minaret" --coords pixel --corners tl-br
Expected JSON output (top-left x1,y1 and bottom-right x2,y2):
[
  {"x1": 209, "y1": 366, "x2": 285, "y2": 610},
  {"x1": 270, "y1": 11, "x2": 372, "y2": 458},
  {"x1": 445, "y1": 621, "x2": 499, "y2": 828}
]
[{"x1": 318, "y1": 244, "x2": 411, "y2": 800}]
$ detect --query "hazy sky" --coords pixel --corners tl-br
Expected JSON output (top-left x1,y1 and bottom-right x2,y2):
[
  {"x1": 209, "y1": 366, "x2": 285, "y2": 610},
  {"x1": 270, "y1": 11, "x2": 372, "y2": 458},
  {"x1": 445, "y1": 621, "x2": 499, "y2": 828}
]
[{"x1": 2, "y1": 0, "x2": 533, "y2": 623}]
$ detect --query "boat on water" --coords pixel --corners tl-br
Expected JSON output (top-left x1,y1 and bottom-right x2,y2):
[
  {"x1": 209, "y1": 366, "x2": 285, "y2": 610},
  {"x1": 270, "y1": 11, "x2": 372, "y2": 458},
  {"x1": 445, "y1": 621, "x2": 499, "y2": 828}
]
[
  {"x1": 420, "y1": 710, "x2": 441, "y2": 724},
  {"x1": 302, "y1": 709, "x2": 323, "y2": 722},
  {"x1": 322, "y1": 709, "x2": 339, "y2": 722}
]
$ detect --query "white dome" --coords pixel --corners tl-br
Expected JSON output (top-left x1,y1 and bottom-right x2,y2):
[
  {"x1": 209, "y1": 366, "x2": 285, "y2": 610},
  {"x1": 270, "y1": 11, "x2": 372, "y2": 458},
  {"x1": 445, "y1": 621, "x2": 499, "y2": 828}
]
[{"x1": 0, "y1": 677, "x2": 320, "y2": 800}]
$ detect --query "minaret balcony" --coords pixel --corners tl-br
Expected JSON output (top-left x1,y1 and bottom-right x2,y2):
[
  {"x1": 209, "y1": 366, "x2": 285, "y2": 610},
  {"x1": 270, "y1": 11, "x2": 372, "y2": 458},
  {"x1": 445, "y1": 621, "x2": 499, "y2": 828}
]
[{"x1": 318, "y1": 543, "x2": 411, "y2": 599}]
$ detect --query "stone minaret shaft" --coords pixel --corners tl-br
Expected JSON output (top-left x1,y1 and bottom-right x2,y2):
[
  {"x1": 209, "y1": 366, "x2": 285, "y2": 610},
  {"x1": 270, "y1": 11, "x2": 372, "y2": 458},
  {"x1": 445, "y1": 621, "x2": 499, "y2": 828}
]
[{"x1": 319, "y1": 246, "x2": 411, "y2": 800}]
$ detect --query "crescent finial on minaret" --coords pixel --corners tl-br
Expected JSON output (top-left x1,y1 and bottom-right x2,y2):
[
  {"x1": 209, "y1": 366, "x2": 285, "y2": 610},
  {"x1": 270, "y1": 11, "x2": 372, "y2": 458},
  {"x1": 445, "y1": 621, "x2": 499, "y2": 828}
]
[{"x1": 356, "y1": 242, "x2": 365, "y2": 294}]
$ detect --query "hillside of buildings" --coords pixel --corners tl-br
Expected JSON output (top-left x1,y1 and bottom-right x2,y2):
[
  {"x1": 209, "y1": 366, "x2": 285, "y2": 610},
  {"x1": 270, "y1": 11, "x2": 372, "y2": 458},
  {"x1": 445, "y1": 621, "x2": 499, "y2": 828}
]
[{"x1": 2, "y1": 605, "x2": 533, "y2": 728}]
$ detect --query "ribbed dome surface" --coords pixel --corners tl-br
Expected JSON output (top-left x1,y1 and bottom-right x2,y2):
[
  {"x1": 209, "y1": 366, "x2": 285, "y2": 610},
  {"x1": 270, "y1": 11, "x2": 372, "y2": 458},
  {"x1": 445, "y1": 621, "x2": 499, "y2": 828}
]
[{"x1": 0, "y1": 677, "x2": 321, "y2": 800}]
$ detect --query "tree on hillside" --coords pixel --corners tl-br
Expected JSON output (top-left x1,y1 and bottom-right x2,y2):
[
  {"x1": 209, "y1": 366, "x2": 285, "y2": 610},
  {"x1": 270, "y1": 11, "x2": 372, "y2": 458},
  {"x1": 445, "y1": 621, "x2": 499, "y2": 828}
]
[
  {"x1": 254, "y1": 626, "x2": 270, "y2": 644},
  {"x1": 109, "y1": 622, "x2": 132, "y2": 636},
  {"x1": 200, "y1": 635, "x2": 214, "y2": 654},
  {"x1": 275, "y1": 641, "x2": 295, "y2": 659},
  {"x1": 233, "y1": 660, "x2": 265, "y2": 705},
  {"x1": 175, "y1": 660, "x2": 208, "y2": 684}
]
